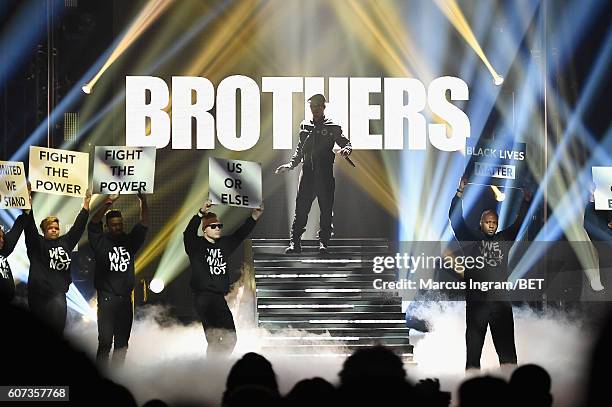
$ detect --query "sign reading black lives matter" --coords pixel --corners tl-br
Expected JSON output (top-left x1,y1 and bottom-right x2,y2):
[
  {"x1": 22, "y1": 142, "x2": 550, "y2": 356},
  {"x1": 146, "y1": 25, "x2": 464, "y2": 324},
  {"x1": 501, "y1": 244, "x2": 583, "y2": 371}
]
[
  {"x1": 592, "y1": 167, "x2": 612, "y2": 210},
  {"x1": 209, "y1": 157, "x2": 262, "y2": 209},
  {"x1": 29, "y1": 146, "x2": 89, "y2": 197},
  {"x1": 93, "y1": 146, "x2": 156, "y2": 194},
  {"x1": 0, "y1": 161, "x2": 30, "y2": 209},
  {"x1": 466, "y1": 140, "x2": 527, "y2": 187}
]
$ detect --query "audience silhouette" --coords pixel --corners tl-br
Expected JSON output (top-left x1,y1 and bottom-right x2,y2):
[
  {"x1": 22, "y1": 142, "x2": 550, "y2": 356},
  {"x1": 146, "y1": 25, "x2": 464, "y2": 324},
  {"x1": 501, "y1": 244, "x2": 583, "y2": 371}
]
[
  {"x1": 509, "y1": 364, "x2": 553, "y2": 407},
  {"x1": 14, "y1": 297, "x2": 612, "y2": 407}
]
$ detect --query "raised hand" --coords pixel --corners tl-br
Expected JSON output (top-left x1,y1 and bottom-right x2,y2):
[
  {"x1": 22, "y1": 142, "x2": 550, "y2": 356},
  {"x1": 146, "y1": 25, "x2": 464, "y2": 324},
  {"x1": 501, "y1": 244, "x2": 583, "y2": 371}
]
[
  {"x1": 252, "y1": 204, "x2": 264, "y2": 220},
  {"x1": 201, "y1": 199, "x2": 213, "y2": 213},
  {"x1": 24, "y1": 181, "x2": 32, "y2": 214},
  {"x1": 275, "y1": 163, "x2": 292, "y2": 174},
  {"x1": 107, "y1": 193, "x2": 121, "y2": 205},
  {"x1": 83, "y1": 189, "x2": 92, "y2": 210},
  {"x1": 137, "y1": 187, "x2": 146, "y2": 203}
]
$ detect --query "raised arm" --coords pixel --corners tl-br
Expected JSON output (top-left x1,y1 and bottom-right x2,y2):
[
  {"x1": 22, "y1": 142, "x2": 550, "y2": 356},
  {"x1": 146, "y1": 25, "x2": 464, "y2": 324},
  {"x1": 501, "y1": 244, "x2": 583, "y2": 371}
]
[
  {"x1": 0, "y1": 213, "x2": 27, "y2": 256},
  {"x1": 448, "y1": 178, "x2": 477, "y2": 241},
  {"x1": 91, "y1": 194, "x2": 118, "y2": 224},
  {"x1": 584, "y1": 201, "x2": 611, "y2": 241},
  {"x1": 88, "y1": 195, "x2": 115, "y2": 249},
  {"x1": 225, "y1": 205, "x2": 263, "y2": 254},
  {"x1": 137, "y1": 189, "x2": 149, "y2": 227},
  {"x1": 500, "y1": 188, "x2": 531, "y2": 240},
  {"x1": 23, "y1": 210, "x2": 41, "y2": 252},
  {"x1": 184, "y1": 200, "x2": 211, "y2": 255},
  {"x1": 63, "y1": 190, "x2": 91, "y2": 250}
]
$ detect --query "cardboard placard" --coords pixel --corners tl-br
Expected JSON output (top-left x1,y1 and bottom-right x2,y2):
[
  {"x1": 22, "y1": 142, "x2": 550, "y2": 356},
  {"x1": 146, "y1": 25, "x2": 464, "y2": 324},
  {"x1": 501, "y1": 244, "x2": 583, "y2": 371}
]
[
  {"x1": 593, "y1": 167, "x2": 612, "y2": 210},
  {"x1": 93, "y1": 146, "x2": 156, "y2": 194},
  {"x1": 29, "y1": 147, "x2": 89, "y2": 197},
  {"x1": 209, "y1": 157, "x2": 262, "y2": 209},
  {"x1": 466, "y1": 141, "x2": 527, "y2": 187},
  {"x1": 0, "y1": 161, "x2": 30, "y2": 209}
]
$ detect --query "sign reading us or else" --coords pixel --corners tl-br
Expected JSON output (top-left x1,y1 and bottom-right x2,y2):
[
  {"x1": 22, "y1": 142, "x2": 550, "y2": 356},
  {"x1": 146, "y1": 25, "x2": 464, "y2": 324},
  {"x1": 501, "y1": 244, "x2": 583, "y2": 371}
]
[
  {"x1": 93, "y1": 146, "x2": 156, "y2": 194},
  {"x1": 592, "y1": 167, "x2": 612, "y2": 210},
  {"x1": 209, "y1": 157, "x2": 262, "y2": 209},
  {"x1": 0, "y1": 161, "x2": 30, "y2": 209},
  {"x1": 29, "y1": 146, "x2": 89, "y2": 197}
]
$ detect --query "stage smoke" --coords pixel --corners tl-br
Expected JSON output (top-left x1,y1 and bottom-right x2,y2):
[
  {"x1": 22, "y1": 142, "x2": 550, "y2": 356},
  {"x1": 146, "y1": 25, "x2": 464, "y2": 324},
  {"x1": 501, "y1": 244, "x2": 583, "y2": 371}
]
[{"x1": 65, "y1": 302, "x2": 592, "y2": 406}]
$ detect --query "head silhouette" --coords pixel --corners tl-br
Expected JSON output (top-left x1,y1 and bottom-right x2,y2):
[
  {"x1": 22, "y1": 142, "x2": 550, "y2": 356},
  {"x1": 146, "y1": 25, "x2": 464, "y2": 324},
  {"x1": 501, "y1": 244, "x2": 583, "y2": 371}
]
[
  {"x1": 509, "y1": 364, "x2": 552, "y2": 407},
  {"x1": 459, "y1": 375, "x2": 509, "y2": 407}
]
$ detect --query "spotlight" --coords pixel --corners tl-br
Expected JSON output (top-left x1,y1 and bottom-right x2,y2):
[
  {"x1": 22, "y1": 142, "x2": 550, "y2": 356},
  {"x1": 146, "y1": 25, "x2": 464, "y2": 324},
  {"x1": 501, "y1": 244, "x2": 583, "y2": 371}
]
[
  {"x1": 150, "y1": 278, "x2": 165, "y2": 293},
  {"x1": 494, "y1": 76, "x2": 504, "y2": 86},
  {"x1": 81, "y1": 84, "x2": 92, "y2": 94}
]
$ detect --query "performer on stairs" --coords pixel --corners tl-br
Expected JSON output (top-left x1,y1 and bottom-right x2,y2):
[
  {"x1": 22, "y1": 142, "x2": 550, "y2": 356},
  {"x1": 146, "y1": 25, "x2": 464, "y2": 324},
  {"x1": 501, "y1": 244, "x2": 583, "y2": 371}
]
[{"x1": 275, "y1": 93, "x2": 352, "y2": 255}]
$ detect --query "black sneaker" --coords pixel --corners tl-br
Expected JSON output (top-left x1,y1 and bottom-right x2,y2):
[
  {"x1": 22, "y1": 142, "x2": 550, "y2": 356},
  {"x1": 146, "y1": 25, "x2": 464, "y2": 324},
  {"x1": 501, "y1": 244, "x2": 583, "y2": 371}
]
[
  {"x1": 318, "y1": 242, "x2": 329, "y2": 254},
  {"x1": 285, "y1": 242, "x2": 302, "y2": 254}
]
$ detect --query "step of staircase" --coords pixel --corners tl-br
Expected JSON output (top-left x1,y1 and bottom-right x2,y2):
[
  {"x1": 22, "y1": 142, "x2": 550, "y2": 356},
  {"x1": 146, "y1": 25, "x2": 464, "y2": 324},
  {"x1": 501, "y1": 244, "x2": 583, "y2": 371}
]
[{"x1": 253, "y1": 239, "x2": 412, "y2": 358}]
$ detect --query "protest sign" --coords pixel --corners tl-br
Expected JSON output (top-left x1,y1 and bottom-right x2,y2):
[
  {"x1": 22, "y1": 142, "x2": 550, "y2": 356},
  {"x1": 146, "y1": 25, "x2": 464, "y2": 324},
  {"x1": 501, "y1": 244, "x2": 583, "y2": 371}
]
[
  {"x1": 93, "y1": 146, "x2": 156, "y2": 194},
  {"x1": 592, "y1": 167, "x2": 612, "y2": 210},
  {"x1": 29, "y1": 147, "x2": 88, "y2": 197},
  {"x1": 0, "y1": 161, "x2": 30, "y2": 209},
  {"x1": 209, "y1": 157, "x2": 262, "y2": 209},
  {"x1": 466, "y1": 141, "x2": 527, "y2": 187}
]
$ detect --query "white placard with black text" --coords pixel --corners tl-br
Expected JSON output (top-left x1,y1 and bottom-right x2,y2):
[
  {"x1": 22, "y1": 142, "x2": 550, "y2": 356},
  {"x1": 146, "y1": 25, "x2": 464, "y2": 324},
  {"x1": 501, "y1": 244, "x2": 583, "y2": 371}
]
[
  {"x1": 93, "y1": 146, "x2": 156, "y2": 194},
  {"x1": 209, "y1": 157, "x2": 262, "y2": 209},
  {"x1": 0, "y1": 161, "x2": 30, "y2": 209},
  {"x1": 29, "y1": 146, "x2": 89, "y2": 197},
  {"x1": 593, "y1": 167, "x2": 612, "y2": 210}
]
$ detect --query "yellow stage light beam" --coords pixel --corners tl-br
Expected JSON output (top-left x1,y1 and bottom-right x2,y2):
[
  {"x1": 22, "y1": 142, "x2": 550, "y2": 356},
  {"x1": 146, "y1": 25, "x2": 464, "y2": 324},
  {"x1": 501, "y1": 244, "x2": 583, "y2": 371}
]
[
  {"x1": 433, "y1": 0, "x2": 504, "y2": 85},
  {"x1": 82, "y1": 0, "x2": 174, "y2": 94},
  {"x1": 135, "y1": 1, "x2": 277, "y2": 276}
]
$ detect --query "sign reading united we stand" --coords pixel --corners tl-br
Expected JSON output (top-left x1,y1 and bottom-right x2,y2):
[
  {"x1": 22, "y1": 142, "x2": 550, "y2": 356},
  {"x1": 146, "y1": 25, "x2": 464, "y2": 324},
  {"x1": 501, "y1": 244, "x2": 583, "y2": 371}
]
[{"x1": 0, "y1": 161, "x2": 30, "y2": 209}]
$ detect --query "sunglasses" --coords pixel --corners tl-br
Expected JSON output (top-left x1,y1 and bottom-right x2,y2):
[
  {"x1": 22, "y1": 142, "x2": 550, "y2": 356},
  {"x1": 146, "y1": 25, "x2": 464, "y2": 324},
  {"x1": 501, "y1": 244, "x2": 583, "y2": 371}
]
[{"x1": 207, "y1": 223, "x2": 224, "y2": 230}]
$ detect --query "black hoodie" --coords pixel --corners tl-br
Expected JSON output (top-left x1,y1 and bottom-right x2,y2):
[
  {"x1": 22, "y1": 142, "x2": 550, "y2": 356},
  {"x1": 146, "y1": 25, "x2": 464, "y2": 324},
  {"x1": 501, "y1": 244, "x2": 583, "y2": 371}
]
[
  {"x1": 88, "y1": 220, "x2": 148, "y2": 296},
  {"x1": 184, "y1": 214, "x2": 256, "y2": 294},
  {"x1": 0, "y1": 213, "x2": 27, "y2": 302},
  {"x1": 24, "y1": 208, "x2": 89, "y2": 295},
  {"x1": 449, "y1": 195, "x2": 528, "y2": 300}
]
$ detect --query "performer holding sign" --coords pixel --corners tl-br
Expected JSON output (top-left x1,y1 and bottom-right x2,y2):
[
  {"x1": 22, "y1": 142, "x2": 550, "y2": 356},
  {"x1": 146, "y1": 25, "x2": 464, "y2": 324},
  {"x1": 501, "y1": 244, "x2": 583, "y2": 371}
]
[
  {"x1": 0, "y1": 212, "x2": 29, "y2": 304},
  {"x1": 183, "y1": 199, "x2": 262, "y2": 356},
  {"x1": 88, "y1": 191, "x2": 148, "y2": 367},
  {"x1": 583, "y1": 183, "x2": 612, "y2": 292},
  {"x1": 449, "y1": 177, "x2": 530, "y2": 370},
  {"x1": 275, "y1": 93, "x2": 352, "y2": 254},
  {"x1": 24, "y1": 190, "x2": 91, "y2": 333}
]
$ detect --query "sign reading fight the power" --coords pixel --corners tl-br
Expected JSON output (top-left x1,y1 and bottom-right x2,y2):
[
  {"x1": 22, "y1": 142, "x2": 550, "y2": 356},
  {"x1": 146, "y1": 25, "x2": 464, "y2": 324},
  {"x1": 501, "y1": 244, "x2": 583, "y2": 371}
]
[
  {"x1": 466, "y1": 141, "x2": 526, "y2": 187},
  {"x1": 29, "y1": 147, "x2": 88, "y2": 197},
  {"x1": 0, "y1": 161, "x2": 30, "y2": 209},
  {"x1": 209, "y1": 157, "x2": 262, "y2": 209},
  {"x1": 592, "y1": 167, "x2": 612, "y2": 210},
  {"x1": 93, "y1": 146, "x2": 156, "y2": 194}
]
